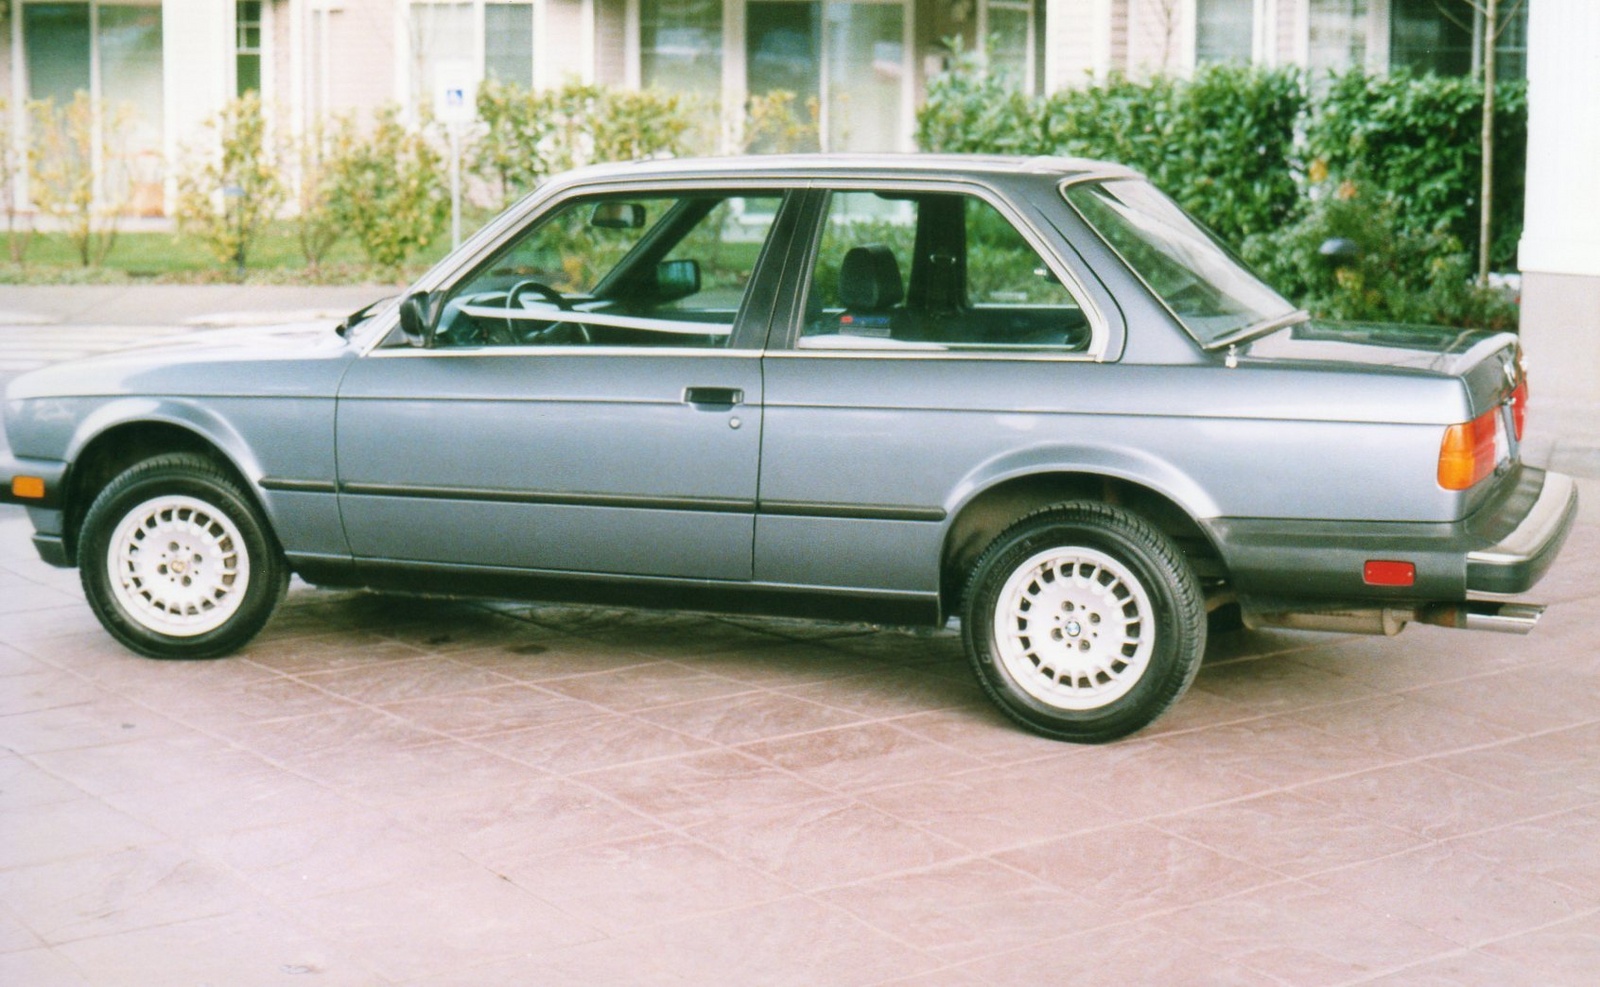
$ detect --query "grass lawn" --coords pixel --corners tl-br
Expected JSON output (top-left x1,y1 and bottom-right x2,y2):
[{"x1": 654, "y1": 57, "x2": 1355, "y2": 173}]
[{"x1": 4, "y1": 219, "x2": 470, "y2": 284}]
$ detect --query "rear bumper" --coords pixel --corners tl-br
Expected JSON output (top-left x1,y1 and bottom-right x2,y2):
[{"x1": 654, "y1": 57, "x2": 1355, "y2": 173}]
[{"x1": 1210, "y1": 466, "x2": 1577, "y2": 607}]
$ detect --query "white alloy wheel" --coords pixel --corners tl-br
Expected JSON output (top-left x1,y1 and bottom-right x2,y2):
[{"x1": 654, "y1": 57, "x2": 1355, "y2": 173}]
[
  {"x1": 991, "y1": 545, "x2": 1156, "y2": 711},
  {"x1": 106, "y1": 494, "x2": 252, "y2": 637}
]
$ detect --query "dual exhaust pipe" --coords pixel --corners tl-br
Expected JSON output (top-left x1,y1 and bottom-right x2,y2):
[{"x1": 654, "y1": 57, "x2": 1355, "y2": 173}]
[{"x1": 1245, "y1": 601, "x2": 1546, "y2": 637}]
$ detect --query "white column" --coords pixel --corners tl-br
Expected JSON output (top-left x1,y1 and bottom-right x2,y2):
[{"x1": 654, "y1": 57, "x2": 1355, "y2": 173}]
[{"x1": 1517, "y1": 0, "x2": 1600, "y2": 407}]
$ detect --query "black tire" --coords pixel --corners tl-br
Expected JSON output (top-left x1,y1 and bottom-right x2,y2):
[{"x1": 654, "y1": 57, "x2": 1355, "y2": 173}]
[
  {"x1": 962, "y1": 502, "x2": 1206, "y2": 743},
  {"x1": 78, "y1": 453, "x2": 287, "y2": 660}
]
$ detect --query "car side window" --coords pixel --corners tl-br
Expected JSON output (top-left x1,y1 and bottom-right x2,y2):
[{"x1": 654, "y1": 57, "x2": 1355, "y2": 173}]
[
  {"x1": 434, "y1": 192, "x2": 783, "y2": 349},
  {"x1": 799, "y1": 190, "x2": 1091, "y2": 352}
]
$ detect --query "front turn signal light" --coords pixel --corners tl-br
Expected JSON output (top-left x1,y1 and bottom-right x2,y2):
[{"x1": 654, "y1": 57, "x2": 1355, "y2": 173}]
[{"x1": 11, "y1": 476, "x2": 46, "y2": 500}]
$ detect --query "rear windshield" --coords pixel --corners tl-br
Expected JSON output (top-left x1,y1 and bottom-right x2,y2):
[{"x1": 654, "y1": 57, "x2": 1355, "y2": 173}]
[{"x1": 1064, "y1": 179, "x2": 1298, "y2": 347}]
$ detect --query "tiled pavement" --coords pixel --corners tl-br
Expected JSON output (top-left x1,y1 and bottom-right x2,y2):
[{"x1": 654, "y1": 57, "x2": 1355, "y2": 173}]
[{"x1": 3, "y1": 482, "x2": 1599, "y2": 986}]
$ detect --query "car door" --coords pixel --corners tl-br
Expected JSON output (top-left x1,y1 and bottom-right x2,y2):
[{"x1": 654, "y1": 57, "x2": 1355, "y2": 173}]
[
  {"x1": 754, "y1": 183, "x2": 1113, "y2": 595},
  {"x1": 335, "y1": 187, "x2": 797, "y2": 581}
]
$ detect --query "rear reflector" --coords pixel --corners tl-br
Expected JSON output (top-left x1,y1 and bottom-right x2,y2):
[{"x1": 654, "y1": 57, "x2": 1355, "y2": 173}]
[{"x1": 1363, "y1": 560, "x2": 1416, "y2": 587}]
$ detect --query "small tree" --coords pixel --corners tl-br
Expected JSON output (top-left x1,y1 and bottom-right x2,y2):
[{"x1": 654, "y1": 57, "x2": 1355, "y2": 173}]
[
  {"x1": 29, "y1": 92, "x2": 131, "y2": 267},
  {"x1": 292, "y1": 119, "x2": 342, "y2": 273},
  {"x1": 1, "y1": 96, "x2": 34, "y2": 267},
  {"x1": 174, "y1": 92, "x2": 286, "y2": 275},
  {"x1": 326, "y1": 106, "x2": 449, "y2": 272}
]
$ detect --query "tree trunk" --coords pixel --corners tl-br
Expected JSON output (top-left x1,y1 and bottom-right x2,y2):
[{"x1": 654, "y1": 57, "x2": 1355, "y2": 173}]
[{"x1": 1478, "y1": 0, "x2": 1498, "y2": 287}]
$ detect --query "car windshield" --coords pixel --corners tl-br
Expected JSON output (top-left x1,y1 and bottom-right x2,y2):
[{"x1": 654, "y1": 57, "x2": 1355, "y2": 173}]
[{"x1": 1064, "y1": 178, "x2": 1299, "y2": 347}]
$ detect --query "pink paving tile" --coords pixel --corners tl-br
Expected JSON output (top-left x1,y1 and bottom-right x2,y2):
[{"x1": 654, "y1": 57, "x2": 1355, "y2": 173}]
[
  {"x1": 279, "y1": 739, "x2": 546, "y2": 806},
  {"x1": 1306, "y1": 841, "x2": 1596, "y2": 947},
  {"x1": 447, "y1": 636, "x2": 660, "y2": 681},
  {"x1": 0, "y1": 753, "x2": 90, "y2": 807},
  {"x1": 1296, "y1": 761, "x2": 1569, "y2": 842},
  {"x1": 676, "y1": 638, "x2": 886, "y2": 686},
  {"x1": 195, "y1": 810, "x2": 485, "y2": 903},
  {"x1": 1480, "y1": 908, "x2": 1600, "y2": 984},
  {"x1": 6, "y1": 844, "x2": 254, "y2": 945},
  {"x1": 236, "y1": 632, "x2": 433, "y2": 673},
  {"x1": 1154, "y1": 713, "x2": 1399, "y2": 788},
  {"x1": 501, "y1": 832, "x2": 794, "y2": 936},
  {"x1": 53, "y1": 904, "x2": 380, "y2": 986},
  {"x1": 1427, "y1": 723, "x2": 1600, "y2": 810},
  {"x1": 688, "y1": 796, "x2": 966, "y2": 891},
  {"x1": 294, "y1": 656, "x2": 517, "y2": 706},
  {"x1": 959, "y1": 919, "x2": 1281, "y2": 986},
  {"x1": 0, "y1": 904, "x2": 45, "y2": 952},
  {"x1": 1405, "y1": 664, "x2": 1600, "y2": 734},
  {"x1": 0, "y1": 948, "x2": 93, "y2": 986},
  {"x1": 535, "y1": 659, "x2": 758, "y2": 712},
  {"x1": 1188, "y1": 653, "x2": 1385, "y2": 714},
  {"x1": 888, "y1": 704, "x2": 1081, "y2": 765},
  {"x1": 378, "y1": 682, "x2": 601, "y2": 737},
  {"x1": 575, "y1": 748, "x2": 835, "y2": 828},
  {"x1": 0, "y1": 669, "x2": 103, "y2": 715},
  {"x1": 1352, "y1": 950, "x2": 1565, "y2": 987},
  {"x1": 210, "y1": 706, "x2": 445, "y2": 762},
  {"x1": 1443, "y1": 810, "x2": 1600, "y2": 898},
  {"x1": 633, "y1": 688, "x2": 866, "y2": 745},
  {"x1": 741, "y1": 720, "x2": 988, "y2": 794},
  {"x1": 780, "y1": 665, "x2": 989, "y2": 720},
  {"x1": 858, "y1": 763, "x2": 1124, "y2": 854},
  {"x1": 470, "y1": 710, "x2": 713, "y2": 774},
  {"x1": 608, "y1": 896, "x2": 941, "y2": 987},
  {"x1": 2, "y1": 789, "x2": 168, "y2": 865},
  {"x1": 0, "y1": 695, "x2": 187, "y2": 754},
  {"x1": 1156, "y1": 881, "x2": 1463, "y2": 986},
  {"x1": 1020, "y1": 735, "x2": 1267, "y2": 819},
  {"x1": 818, "y1": 858, "x2": 1103, "y2": 963},
  {"x1": 1285, "y1": 693, "x2": 1520, "y2": 760},
  {"x1": 388, "y1": 776, "x2": 664, "y2": 864},
  {"x1": 1150, "y1": 790, "x2": 1427, "y2": 879},
  {"x1": 994, "y1": 823, "x2": 1281, "y2": 921},
  {"x1": 284, "y1": 872, "x2": 603, "y2": 982}
]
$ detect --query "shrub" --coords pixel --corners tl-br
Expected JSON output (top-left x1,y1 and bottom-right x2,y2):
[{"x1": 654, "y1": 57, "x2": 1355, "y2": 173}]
[
  {"x1": 1306, "y1": 68, "x2": 1527, "y2": 271},
  {"x1": 326, "y1": 106, "x2": 449, "y2": 271},
  {"x1": 292, "y1": 119, "x2": 342, "y2": 273},
  {"x1": 173, "y1": 92, "x2": 286, "y2": 274},
  {"x1": 472, "y1": 80, "x2": 698, "y2": 210},
  {"x1": 1240, "y1": 178, "x2": 1517, "y2": 330},
  {"x1": 1, "y1": 96, "x2": 34, "y2": 266},
  {"x1": 28, "y1": 92, "x2": 131, "y2": 267},
  {"x1": 918, "y1": 59, "x2": 1304, "y2": 247},
  {"x1": 742, "y1": 90, "x2": 820, "y2": 154}
]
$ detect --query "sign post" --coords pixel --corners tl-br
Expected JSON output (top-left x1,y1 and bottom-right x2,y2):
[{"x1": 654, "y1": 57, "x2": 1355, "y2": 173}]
[{"x1": 433, "y1": 61, "x2": 476, "y2": 251}]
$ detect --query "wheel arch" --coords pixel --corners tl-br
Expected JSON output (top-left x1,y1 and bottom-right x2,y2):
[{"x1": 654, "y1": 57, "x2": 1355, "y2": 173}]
[
  {"x1": 940, "y1": 466, "x2": 1227, "y2": 615},
  {"x1": 61, "y1": 405, "x2": 266, "y2": 564}
]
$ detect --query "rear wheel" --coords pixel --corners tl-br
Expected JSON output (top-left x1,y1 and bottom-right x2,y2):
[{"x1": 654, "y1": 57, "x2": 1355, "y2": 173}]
[
  {"x1": 962, "y1": 502, "x2": 1205, "y2": 743},
  {"x1": 79, "y1": 454, "x2": 287, "y2": 659}
]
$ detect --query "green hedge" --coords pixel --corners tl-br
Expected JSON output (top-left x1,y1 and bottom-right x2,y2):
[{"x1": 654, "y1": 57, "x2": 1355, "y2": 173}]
[
  {"x1": 918, "y1": 60, "x2": 1305, "y2": 247},
  {"x1": 1308, "y1": 69, "x2": 1527, "y2": 271},
  {"x1": 916, "y1": 61, "x2": 1527, "y2": 271}
]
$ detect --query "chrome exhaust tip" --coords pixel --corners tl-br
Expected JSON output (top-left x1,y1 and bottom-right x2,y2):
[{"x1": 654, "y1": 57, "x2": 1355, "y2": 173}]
[{"x1": 1416, "y1": 601, "x2": 1546, "y2": 635}]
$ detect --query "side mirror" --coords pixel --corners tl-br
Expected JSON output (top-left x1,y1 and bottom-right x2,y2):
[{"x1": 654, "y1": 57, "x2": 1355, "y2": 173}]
[
  {"x1": 398, "y1": 291, "x2": 438, "y2": 347},
  {"x1": 652, "y1": 258, "x2": 701, "y2": 303},
  {"x1": 590, "y1": 202, "x2": 646, "y2": 230},
  {"x1": 1319, "y1": 237, "x2": 1361, "y2": 264}
]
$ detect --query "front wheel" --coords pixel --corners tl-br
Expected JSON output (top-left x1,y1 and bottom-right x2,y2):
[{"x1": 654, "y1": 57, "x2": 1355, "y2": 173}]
[
  {"x1": 79, "y1": 453, "x2": 287, "y2": 660},
  {"x1": 962, "y1": 502, "x2": 1206, "y2": 743}
]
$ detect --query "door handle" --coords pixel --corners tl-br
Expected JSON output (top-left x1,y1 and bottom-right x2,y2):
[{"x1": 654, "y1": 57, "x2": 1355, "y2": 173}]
[{"x1": 683, "y1": 386, "x2": 743, "y2": 408}]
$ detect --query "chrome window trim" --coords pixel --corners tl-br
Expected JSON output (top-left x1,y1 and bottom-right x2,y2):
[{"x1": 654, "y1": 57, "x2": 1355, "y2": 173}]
[
  {"x1": 789, "y1": 177, "x2": 1110, "y2": 360},
  {"x1": 366, "y1": 345, "x2": 764, "y2": 359}
]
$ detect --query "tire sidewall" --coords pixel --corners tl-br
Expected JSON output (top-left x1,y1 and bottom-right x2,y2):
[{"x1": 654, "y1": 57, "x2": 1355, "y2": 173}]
[
  {"x1": 80, "y1": 457, "x2": 285, "y2": 660},
  {"x1": 963, "y1": 505, "x2": 1204, "y2": 742}
]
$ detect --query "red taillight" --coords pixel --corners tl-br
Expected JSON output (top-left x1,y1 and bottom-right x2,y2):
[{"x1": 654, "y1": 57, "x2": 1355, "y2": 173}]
[{"x1": 1438, "y1": 407, "x2": 1502, "y2": 490}]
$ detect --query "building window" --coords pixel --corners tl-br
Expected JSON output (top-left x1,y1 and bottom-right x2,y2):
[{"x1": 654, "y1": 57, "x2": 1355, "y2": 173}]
[
  {"x1": 1307, "y1": 0, "x2": 1367, "y2": 81},
  {"x1": 408, "y1": 1, "x2": 535, "y2": 115},
  {"x1": 640, "y1": 0, "x2": 722, "y2": 95},
  {"x1": 20, "y1": 0, "x2": 165, "y2": 209},
  {"x1": 236, "y1": 1, "x2": 263, "y2": 95},
  {"x1": 1390, "y1": 0, "x2": 1526, "y2": 80},
  {"x1": 981, "y1": 0, "x2": 1035, "y2": 93},
  {"x1": 1195, "y1": 0, "x2": 1254, "y2": 65}
]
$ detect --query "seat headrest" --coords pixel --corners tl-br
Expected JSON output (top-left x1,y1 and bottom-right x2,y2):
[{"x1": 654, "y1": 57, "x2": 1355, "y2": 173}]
[{"x1": 839, "y1": 244, "x2": 903, "y2": 313}]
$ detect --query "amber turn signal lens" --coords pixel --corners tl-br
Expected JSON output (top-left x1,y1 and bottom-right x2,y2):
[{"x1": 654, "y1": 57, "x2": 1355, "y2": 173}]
[
  {"x1": 1438, "y1": 409, "x2": 1500, "y2": 491},
  {"x1": 11, "y1": 476, "x2": 46, "y2": 500}
]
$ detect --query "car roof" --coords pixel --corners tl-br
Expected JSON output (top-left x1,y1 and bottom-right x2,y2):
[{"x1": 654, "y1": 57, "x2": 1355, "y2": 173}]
[{"x1": 543, "y1": 153, "x2": 1142, "y2": 188}]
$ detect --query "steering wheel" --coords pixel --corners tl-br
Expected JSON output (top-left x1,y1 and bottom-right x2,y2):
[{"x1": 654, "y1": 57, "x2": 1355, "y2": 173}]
[{"x1": 506, "y1": 280, "x2": 589, "y2": 345}]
